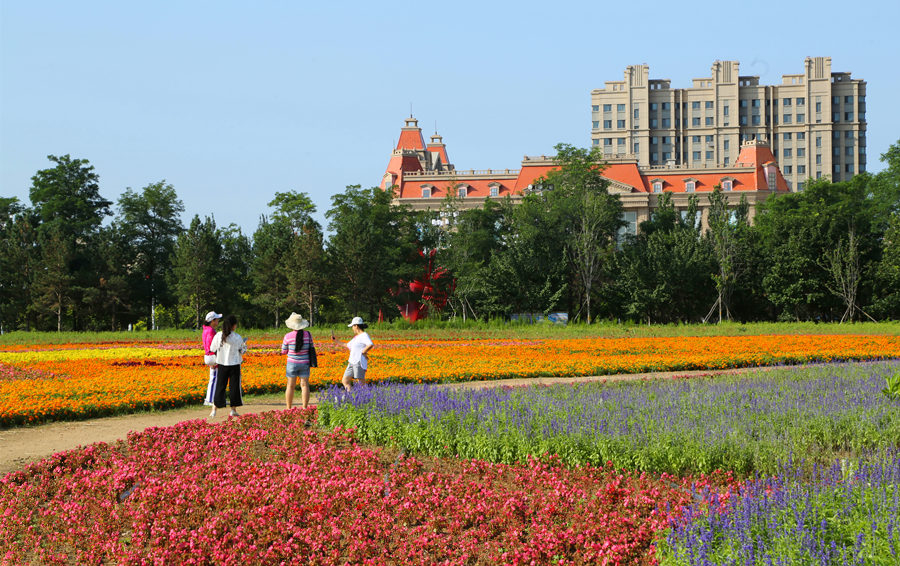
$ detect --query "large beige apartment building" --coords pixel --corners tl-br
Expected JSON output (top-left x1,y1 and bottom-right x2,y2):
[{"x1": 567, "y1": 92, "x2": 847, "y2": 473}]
[{"x1": 590, "y1": 57, "x2": 866, "y2": 190}]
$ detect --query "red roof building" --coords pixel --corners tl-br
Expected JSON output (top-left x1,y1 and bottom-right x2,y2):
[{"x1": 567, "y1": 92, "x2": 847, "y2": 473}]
[{"x1": 382, "y1": 116, "x2": 789, "y2": 233}]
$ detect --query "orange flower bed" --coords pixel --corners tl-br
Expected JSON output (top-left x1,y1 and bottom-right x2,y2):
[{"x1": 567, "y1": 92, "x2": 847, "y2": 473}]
[{"x1": 1, "y1": 334, "x2": 898, "y2": 427}]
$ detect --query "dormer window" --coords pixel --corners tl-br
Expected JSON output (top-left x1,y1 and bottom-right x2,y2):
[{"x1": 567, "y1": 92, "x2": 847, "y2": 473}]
[
  {"x1": 684, "y1": 180, "x2": 696, "y2": 193},
  {"x1": 720, "y1": 177, "x2": 735, "y2": 191},
  {"x1": 488, "y1": 183, "x2": 501, "y2": 197},
  {"x1": 457, "y1": 185, "x2": 468, "y2": 198},
  {"x1": 421, "y1": 187, "x2": 431, "y2": 198},
  {"x1": 651, "y1": 180, "x2": 664, "y2": 193}
]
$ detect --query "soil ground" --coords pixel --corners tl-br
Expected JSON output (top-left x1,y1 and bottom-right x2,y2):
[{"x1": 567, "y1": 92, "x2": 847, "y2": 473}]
[{"x1": 0, "y1": 367, "x2": 772, "y2": 477}]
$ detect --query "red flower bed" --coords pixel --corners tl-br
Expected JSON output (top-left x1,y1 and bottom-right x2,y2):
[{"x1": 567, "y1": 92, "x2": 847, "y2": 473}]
[{"x1": 1, "y1": 411, "x2": 735, "y2": 565}]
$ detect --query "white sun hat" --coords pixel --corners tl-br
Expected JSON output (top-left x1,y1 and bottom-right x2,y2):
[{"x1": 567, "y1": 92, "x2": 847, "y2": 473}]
[
  {"x1": 347, "y1": 316, "x2": 366, "y2": 327},
  {"x1": 205, "y1": 311, "x2": 223, "y2": 323},
  {"x1": 285, "y1": 312, "x2": 310, "y2": 331}
]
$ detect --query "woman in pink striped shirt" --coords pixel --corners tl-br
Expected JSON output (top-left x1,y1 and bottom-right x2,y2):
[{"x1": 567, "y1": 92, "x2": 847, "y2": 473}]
[{"x1": 281, "y1": 313, "x2": 317, "y2": 409}]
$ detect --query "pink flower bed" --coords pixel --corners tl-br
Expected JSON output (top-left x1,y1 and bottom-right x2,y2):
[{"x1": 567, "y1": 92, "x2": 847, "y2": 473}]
[{"x1": 0, "y1": 411, "x2": 735, "y2": 565}]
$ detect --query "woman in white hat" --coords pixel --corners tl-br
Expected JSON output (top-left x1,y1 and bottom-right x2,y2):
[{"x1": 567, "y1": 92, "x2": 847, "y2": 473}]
[
  {"x1": 281, "y1": 312, "x2": 317, "y2": 409},
  {"x1": 201, "y1": 311, "x2": 223, "y2": 408},
  {"x1": 334, "y1": 316, "x2": 374, "y2": 392}
]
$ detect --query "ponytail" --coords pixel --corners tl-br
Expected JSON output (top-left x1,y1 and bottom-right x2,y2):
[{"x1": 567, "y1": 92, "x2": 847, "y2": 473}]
[{"x1": 220, "y1": 315, "x2": 237, "y2": 342}]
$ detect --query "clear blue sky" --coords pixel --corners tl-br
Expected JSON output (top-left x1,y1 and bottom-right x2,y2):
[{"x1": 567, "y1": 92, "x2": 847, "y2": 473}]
[{"x1": 2, "y1": 0, "x2": 898, "y2": 235}]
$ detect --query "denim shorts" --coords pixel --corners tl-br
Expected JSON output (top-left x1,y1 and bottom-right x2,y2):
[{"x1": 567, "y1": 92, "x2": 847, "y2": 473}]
[{"x1": 286, "y1": 363, "x2": 310, "y2": 379}]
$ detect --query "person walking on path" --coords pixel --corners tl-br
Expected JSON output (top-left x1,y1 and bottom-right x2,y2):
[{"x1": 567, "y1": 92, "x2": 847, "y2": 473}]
[
  {"x1": 201, "y1": 311, "x2": 222, "y2": 408},
  {"x1": 209, "y1": 315, "x2": 247, "y2": 418},
  {"x1": 334, "y1": 316, "x2": 373, "y2": 392},
  {"x1": 282, "y1": 312, "x2": 317, "y2": 409}
]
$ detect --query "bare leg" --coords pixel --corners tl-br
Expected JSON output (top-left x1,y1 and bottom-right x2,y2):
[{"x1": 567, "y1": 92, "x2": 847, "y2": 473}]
[
  {"x1": 285, "y1": 377, "x2": 296, "y2": 409},
  {"x1": 300, "y1": 377, "x2": 310, "y2": 408},
  {"x1": 342, "y1": 373, "x2": 352, "y2": 392}
]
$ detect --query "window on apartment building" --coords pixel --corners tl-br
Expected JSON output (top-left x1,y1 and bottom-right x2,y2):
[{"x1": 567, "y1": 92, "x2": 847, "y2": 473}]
[
  {"x1": 618, "y1": 138, "x2": 626, "y2": 146},
  {"x1": 662, "y1": 102, "x2": 671, "y2": 110},
  {"x1": 834, "y1": 164, "x2": 841, "y2": 173},
  {"x1": 651, "y1": 119, "x2": 658, "y2": 128},
  {"x1": 603, "y1": 104, "x2": 612, "y2": 112},
  {"x1": 662, "y1": 118, "x2": 671, "y2": 127},
  {"x1": 490, "y1": 186, "x2": 499, "y2": 197},
  {"x1": 783, "y1": 98, "x2": 792, "y2": 106},
  {"x1": 604, "y1": 120, "x2": 612, "y2": 129},
  {"x1": 617, "y1": 120, "x2": 626, "y2": 128},
  {"x1": 706, "y1": 151, "x2": 713, "y2": 160},
  {"x1": 752, "y1": 99, "x2": 760, "y2": 107},
  {"x1": 633, "y1": 108, "x2": 639, "y2": 120},
  {"x1": 662, "y1": 152, "x2": 672, "y2": 161},
  {"x1": 784, "y1": 148, "x2": 792, "y2": 158},
  {"x1": 797, "y1": 97, "x2": 805, "y2": 105},
  {"x1": 816, "y1": 154, "x2": 822, "y2": 164},
  {"x1": 650, "y1": 103, "x2": 658, "y2": 111},
  {"x1": 772, "y1": 99, "x2": 778, "y2": 108},
  {"x1": 724, "y1": 139, "x2": 730, "y2": 150},
  {"x1": 651, "y1": 152, "x2": 659, "y2": 162},
  {"x1": 617, "y1": 104, "x2": 625, "y2": 112},
  {"x1": 815, "y1": 101, "x2": 822, "y2": 112},
  {"x1": 768, "y1": 171, "x2": 776, "y2": 190},
  {"x1": 797, "y1": 148, "x2": 806, "y2": 157},
  {"x1": 815, "y1": 136, "x2": 821, "y2": 147},
  {"x1": 797, "y1": 114, "x2": 805, "y2": 123},
  {"x1": 740, "y1": 99, "x2": 748, "y2": 108},
  {"x1": 691, "y1": 135, "x2": 699, "y2": 144},
  {"x1": 845, "y1": 112, "x2": 854, "y2": 121},
  {"x1": 860, "y1": 146, "x2": 866, "y2": 155},
  {"x1": 663, "y1": 136, "x2": 672, "y2": 144},
  {"x1": 845, "y1": 95, "x2": 854, "y2": 104},
  {"x1": 740, "y1": 116, "x2": 748, "y2": 126},
  {"x1": 705, "y1": 117, "x2": 714, "y2": 125},
  {"x1": 652, "y1": 181, "x2": 663, "y2": 192},
  {"x1": 421, "y1": 187, "x2": 431, "y2": 198},
  {"x1": 846, "y1": 146, "x2": 854, "y2": 156},
  {"x1": 458, "y1": 186, "x2": 467, "y2": 198},
  {"x1": 798, "y1": 165, "x2": 806, "y2": 174},
  {"x1": 752, "y1": 115, "x2": 761, "y2": 125},
  {"x1": 592, "y1": 121, "x2": 599, "y2": 129},
  {"x1": 592, "y1": 105, "x2": 599, "y2": 112},
  {"x1": 784, "y1": 133, "x2": 792, "y2": 141},
  {"x1": 833, "y1": 131, "x2": 841, "y2": 139},
  {"x1": 592, "y1": 139, "x2": 599, "y2": 146},
  {"x1": 706, "y1": 135, "x2": 714, "y2": 143},
  {"x1": 833, "y1": 112, "x2": 840, "y2": 121},
  {"x1": 783, "y1": 114, "x2": 792, "y2": 124},
  {"x1": 845, "y1": 131, "x2": 854, "y2": 139},
  {"x1": 723, "y1": 105, "x2": 729, "y2": 116},
  {"x1": 798, "y1": 182, "x2": 805, "y2": 191},
  {"x1": 651, "y1": 136, "x2": 659, "y2": 145},
  {"x1": 846, "y1": 164, "x2": 854, "y2": 173},
  {"x1": 724, "y1": 156, "x2": 730, "y2": 165},
  {"x1": 690, "y1": 101, "x2": 699, "y2": 110},
  {"x1": 707, "y1": 101, "x2": 715, "y2": 109},
  {"x1": 604, "y1": 138, "x2": 613, "y2": 146},
  {"x1": 692, "y1": 151, "x2": 701, "y2": 160},
  {"x1": 633, "y1": 142, "x2": 640, "y2": 153},
  {"x1": 692, "y1": 117, "x2": 701, "y2": 126},
  {"x1": 685, "y1": 181, "x2": 696, "y2": 192}
]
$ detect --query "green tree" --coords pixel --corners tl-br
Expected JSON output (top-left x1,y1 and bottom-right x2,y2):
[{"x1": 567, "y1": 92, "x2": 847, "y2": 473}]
[
  {"x1": 872, "y1": 213, "x2": 900, "y2": 318},
  {"x1": 268, "y1": 191, "x2": 326, "y2": 324},
  {"x1": 325, "y1": 185, "x2": 419, "y2": 321},
  {"x1": 251, "y1": 215, "x2": 293, "y2": 327},
  {"x1": 704, "y1": 188, "x2": 750, "y2": 323},
  {"x1": 171, "y1": 215, "x2": 222, "y2": 328},
  {"x1": 116, "y1": 181, "x2": 185, "y2": 329},
  {"x1": 32, "y1": 227, "x2": 74, "y2": 332},
  {"x1": 29, "y1": 155, "x2": 111, "y2": 242},
  {"x1": 0, "y1": 199, "x2": 36, "y2": 332},
  {"x1": 539, "y1": 144, "x2": 624, "y2": 323}
]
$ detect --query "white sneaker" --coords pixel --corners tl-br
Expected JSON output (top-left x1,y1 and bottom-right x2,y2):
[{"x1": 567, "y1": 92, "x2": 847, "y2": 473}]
[
  {"x1": 229, "y1": 409, "x2": 240, "y2": 417},
  {"x1": 208, "y1": 410, "x2": 216, "y2": 418}
]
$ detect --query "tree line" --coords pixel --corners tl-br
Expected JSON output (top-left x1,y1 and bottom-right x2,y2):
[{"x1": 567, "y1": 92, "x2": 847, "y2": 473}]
[{"x1": 1, "y1": 142, "x2": 898, "y2": 332}]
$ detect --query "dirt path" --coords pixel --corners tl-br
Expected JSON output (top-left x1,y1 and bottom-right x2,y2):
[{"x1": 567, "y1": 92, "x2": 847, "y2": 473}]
[{"x1": 0, "y1": 367, "x2": 767, "y2": 477}]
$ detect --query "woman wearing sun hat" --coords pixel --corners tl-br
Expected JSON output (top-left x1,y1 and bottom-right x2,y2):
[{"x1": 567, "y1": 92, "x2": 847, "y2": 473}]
[
  {"x1": 281, "y1": 312, "x2": 317, "y2": 409},
  {"x1": 201, "y1": 311, "x2": 223, "y2": 408},
  {"x1": 334, "y1": 316, "x2": 374, "y2": 392}
]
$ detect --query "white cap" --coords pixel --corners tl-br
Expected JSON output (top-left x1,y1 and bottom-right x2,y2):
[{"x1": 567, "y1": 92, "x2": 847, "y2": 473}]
[
  {"x1": 205, "y1": 311, "x2": 223, "y2": 323},
  {"x1": 347, "y1": 316, "x2": 366, "y2": 327}
]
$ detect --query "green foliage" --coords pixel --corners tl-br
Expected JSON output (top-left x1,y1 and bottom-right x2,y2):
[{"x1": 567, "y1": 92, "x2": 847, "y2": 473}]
[{"x1": 883, "y1": 371, "x2": 900, "y2": 400}]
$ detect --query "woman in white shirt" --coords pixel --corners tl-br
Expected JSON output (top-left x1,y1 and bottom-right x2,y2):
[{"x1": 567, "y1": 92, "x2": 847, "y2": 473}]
[
  {"x1": 335, "y1": 316, "x2": 374, "y2": 392},
  {"x1": 209, "y1": 314, "x2": 247, "y2": 418}
]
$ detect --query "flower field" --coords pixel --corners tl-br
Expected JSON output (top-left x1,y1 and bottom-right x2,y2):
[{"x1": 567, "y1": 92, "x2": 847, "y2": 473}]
[
  {"x1": 318, "y1": 362, "x2": 900, "y2": 475},
  {"x1": 2, "y1": 332, "x2": 899, "y2": 564},
  {"x1": 2, "y1": 333, "x2": 900, "y2": 427},
  {"x1": 0, "y1": 409, "x2": 736, "y2": 565}
]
